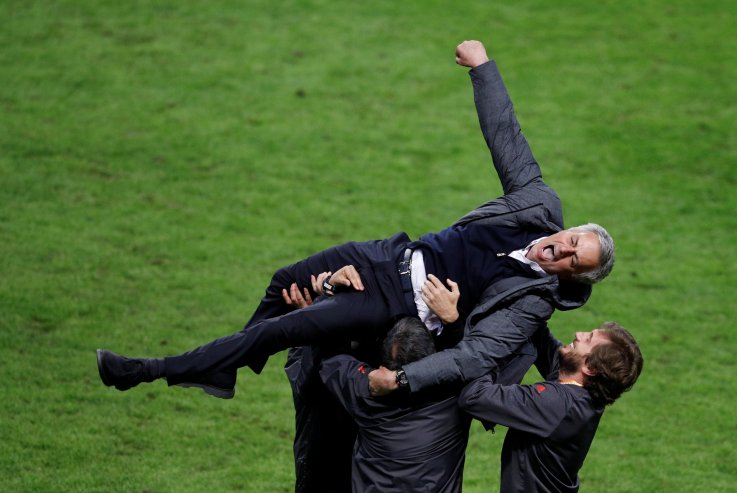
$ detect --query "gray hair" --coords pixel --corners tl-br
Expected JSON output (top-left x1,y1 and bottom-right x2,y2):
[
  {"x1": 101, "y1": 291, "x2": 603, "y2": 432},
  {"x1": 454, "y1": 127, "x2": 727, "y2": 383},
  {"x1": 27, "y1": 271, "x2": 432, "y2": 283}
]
[{"x1": 569, "y1": 223, "x2": 614, "y2": 284}]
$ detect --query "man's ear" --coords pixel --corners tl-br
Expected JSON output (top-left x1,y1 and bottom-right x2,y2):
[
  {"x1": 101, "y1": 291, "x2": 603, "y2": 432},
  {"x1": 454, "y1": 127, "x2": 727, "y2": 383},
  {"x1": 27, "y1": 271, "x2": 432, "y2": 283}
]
[{"x1": 581, "y1": 364, "x2": 597, "y2": 378}]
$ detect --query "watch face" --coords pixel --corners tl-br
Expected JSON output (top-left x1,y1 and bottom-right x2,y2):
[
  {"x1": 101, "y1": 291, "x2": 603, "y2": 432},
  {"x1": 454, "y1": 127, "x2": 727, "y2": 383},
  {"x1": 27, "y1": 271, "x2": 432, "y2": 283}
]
[{"x1": 396, "y1": 370, "x2": 408, "y2": 387}]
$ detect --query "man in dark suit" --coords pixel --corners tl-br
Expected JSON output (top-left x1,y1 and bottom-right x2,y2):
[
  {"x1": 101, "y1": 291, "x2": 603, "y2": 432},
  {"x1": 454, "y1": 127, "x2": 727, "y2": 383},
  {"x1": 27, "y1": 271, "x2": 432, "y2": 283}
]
[
  {"x1": 367, "y1": 39, "x2": 612, "y2": 396},
  {"x1": 97, "y1": 40, "x2": 614, "y2": 411}
]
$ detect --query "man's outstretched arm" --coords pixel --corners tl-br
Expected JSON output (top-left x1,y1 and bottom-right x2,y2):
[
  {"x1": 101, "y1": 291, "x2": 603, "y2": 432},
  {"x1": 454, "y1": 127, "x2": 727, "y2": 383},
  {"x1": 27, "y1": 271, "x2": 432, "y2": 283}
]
[{"x1": 456, "y1": 40, "x2": 545, "y2": 198}]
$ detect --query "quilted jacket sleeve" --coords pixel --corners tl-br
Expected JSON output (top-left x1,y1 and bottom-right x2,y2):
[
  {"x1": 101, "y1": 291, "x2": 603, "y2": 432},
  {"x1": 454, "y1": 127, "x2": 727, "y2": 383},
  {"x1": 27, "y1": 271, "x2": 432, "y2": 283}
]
[
  {"x1": 455, "y1": 60, "x2": 563, "y2": 232},
  {"x1": 402, "y1": 294, "x2": 554, "y2": 392}
]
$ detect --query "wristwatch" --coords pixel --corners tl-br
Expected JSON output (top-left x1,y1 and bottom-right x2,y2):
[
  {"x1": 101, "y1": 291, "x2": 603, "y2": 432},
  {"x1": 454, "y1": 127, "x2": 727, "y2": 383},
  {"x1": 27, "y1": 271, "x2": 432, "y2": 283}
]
[
  {"x1": 322, "y1": 276, "x2": 335, "y2": 296},
  {"x1": 395, "y1": 369, "x2": 409, "y2": 388}
]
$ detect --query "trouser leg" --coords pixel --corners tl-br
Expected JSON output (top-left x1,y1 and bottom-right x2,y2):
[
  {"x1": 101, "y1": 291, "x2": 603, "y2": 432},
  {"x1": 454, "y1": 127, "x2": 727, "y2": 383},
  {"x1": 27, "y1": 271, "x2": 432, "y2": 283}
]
[
  {"x1": 164, "y1": 272, "x2": 394, "y2": 385},
  {"x1": 293, "y1": 384, "x2": 355, "y2": 493},
  {"x1": 287, "y1": 346, "x2": 356, "y2": 493},
  {"x1": 240, "y1": 242, "x2": 369, "y2": 374},
  {"x1": 244, "y1": 240, "x2": 384, "y2": 328}
]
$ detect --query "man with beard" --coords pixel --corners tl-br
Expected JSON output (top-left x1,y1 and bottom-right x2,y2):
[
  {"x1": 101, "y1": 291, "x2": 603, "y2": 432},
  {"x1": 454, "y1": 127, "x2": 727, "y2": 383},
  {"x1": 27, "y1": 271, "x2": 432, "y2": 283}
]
[{"x1": 458, "y1": 322, "x2": 643, "y2": 493}]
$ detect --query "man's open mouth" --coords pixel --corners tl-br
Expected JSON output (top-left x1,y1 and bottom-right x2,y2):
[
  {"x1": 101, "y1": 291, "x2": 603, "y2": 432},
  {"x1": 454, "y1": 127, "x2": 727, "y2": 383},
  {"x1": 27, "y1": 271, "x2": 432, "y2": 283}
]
[{"x1": 542, "y1": 245, "x2": 555, "y2": 261}]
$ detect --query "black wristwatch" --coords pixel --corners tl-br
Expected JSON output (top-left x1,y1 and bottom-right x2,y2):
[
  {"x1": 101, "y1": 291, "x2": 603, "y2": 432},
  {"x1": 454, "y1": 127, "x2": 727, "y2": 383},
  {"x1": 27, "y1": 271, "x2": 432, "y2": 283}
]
[
  {"x1": 322, "y1": 276, "x2": 335, "y2": 296},
  {"x1": 395, "y1": 369, "x2": 409, "y2": 388}
]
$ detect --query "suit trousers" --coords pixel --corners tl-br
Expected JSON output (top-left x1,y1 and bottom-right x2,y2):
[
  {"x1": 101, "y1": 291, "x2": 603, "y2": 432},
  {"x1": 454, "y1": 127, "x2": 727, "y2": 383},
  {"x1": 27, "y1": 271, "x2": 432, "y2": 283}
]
[
  {"x1": 286, "y1": 345, "x2": 357, "y2": 493},
  {"x1": 164, "y1": 233, "x2": 414, "y2": 383}
]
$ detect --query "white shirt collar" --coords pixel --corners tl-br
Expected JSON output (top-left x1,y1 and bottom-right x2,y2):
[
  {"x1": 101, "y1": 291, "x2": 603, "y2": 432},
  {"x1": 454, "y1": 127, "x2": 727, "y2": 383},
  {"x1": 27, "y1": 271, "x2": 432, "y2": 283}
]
[{"x1": 508, "y1": 237, "x2": 547, "y2": 276}]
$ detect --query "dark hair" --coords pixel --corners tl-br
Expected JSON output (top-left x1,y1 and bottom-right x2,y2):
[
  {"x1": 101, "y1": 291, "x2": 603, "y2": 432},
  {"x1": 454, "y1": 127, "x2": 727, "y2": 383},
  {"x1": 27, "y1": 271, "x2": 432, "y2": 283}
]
[
  {"x1": 584, "y1": 322, "x2": 643, "y2": 407},
  {"x1": 381, "y1": 317, "x2": 436, "y2": 371}
]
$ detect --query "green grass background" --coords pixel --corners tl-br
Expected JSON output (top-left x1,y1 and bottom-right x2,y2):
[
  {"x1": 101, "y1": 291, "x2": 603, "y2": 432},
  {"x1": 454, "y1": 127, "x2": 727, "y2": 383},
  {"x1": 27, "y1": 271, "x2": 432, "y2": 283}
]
[{"x1": 2, "y1": 0, "x2": 736, "y2": 491}]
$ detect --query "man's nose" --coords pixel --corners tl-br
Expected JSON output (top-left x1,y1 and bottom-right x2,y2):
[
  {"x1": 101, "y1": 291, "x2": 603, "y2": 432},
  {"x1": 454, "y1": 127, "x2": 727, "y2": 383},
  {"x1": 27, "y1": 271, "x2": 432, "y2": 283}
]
[{"x1": 558, "y1": 244, "x2": 574, "y2": 257}]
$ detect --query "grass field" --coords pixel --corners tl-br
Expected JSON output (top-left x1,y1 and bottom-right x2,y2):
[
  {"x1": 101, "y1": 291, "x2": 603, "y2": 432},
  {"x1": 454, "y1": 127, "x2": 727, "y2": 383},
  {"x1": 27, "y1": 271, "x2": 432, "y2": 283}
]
[{"x1": 2, "y1": 1, "x2": 736, "y2": 491}]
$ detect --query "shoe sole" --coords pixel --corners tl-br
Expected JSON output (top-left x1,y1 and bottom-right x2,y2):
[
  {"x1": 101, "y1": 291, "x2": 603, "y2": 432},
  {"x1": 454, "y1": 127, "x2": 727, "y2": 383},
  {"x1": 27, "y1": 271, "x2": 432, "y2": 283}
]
[
  {"x1": 96, "y1": 349, "x2": 113, "y2": 387},
  {"x1": 175, "y1": 382, "x2": 235, "y2": 399}
]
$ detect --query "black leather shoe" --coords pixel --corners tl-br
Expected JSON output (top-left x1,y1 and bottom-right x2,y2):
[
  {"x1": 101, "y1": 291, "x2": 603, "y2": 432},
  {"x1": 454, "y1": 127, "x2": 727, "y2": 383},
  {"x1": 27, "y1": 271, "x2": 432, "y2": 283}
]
[
  {"x1": 97, "y1": 349, "x2": 156, "y2": 391},
  {"x1": 174, "y1": 370, "x2": 236, "y2": 399}
]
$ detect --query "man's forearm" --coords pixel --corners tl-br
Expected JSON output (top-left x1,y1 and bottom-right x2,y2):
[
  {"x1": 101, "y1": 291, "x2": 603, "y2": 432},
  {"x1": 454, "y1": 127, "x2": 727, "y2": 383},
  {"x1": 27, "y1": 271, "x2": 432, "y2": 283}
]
[{"x1": 404, "y1": 294, "x2": 554, "y2": 392}]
